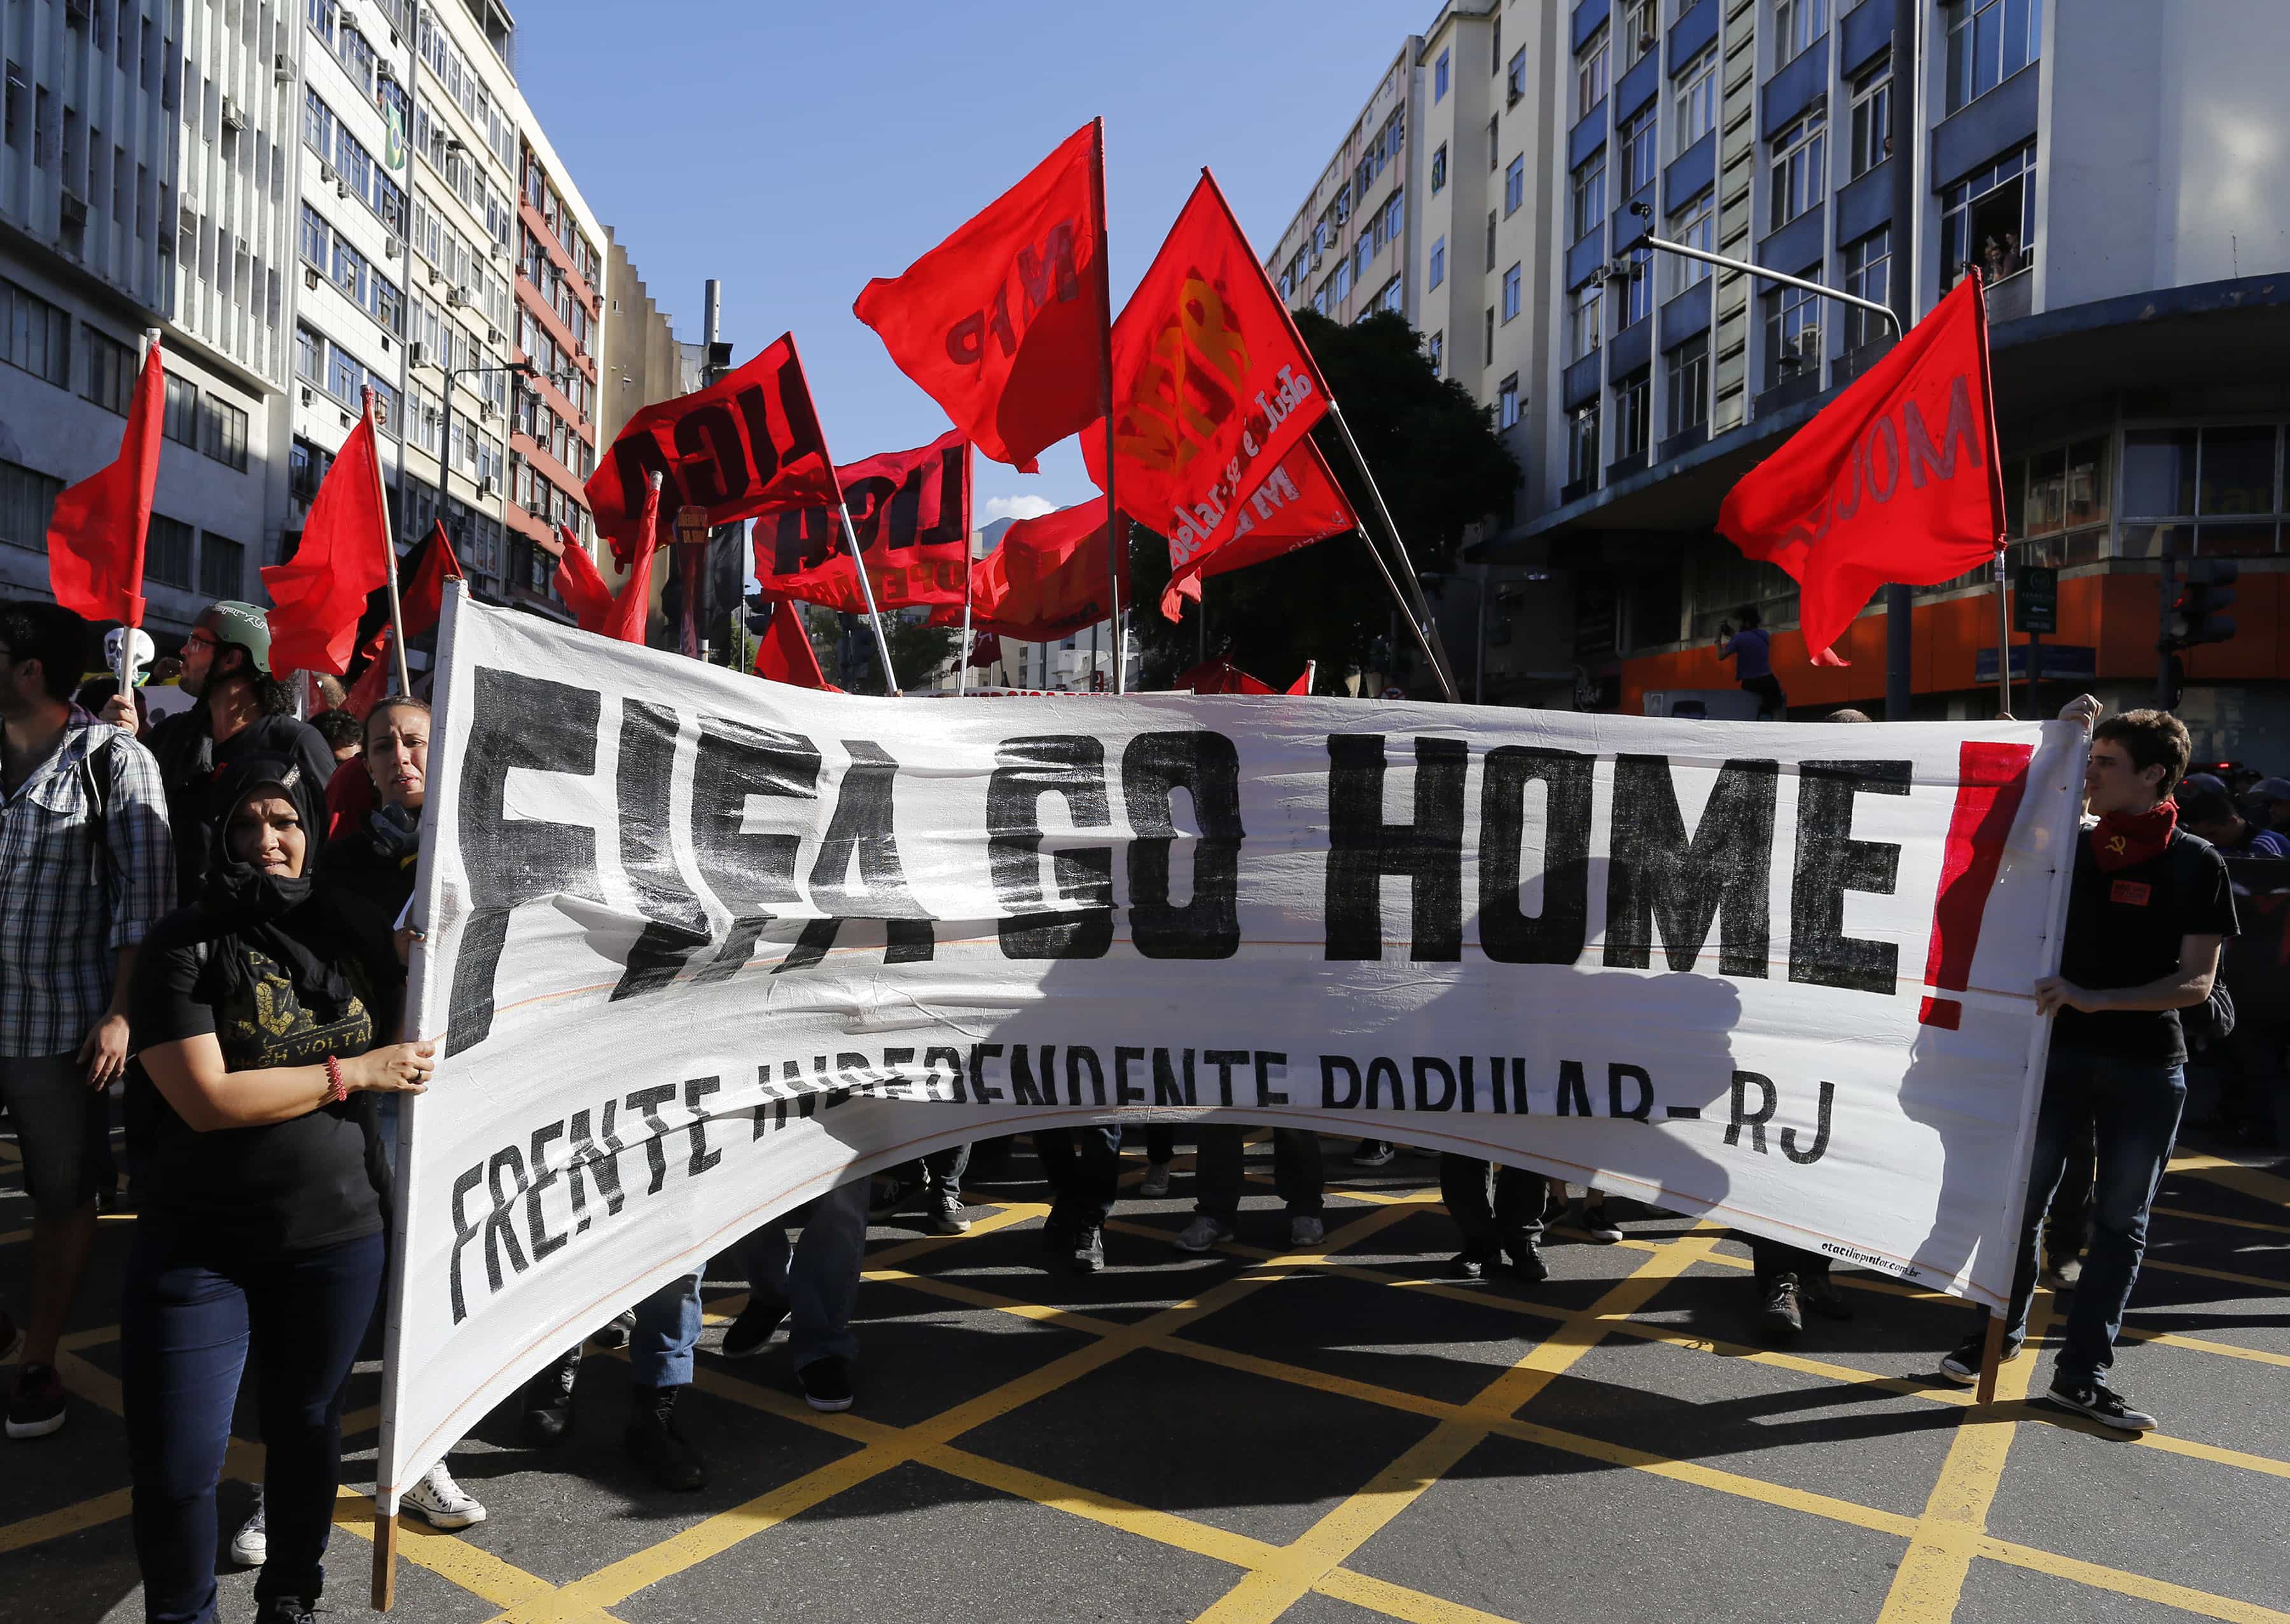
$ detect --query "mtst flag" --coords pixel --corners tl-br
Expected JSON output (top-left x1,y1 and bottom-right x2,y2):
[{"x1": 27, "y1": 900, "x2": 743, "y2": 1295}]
[
  {"x1": 1085, "y1": 171, "x2": 1330, "y2": 574},
  {"x1": 1717, "y1": 274, "x2": 2005, "y2": 663},
  {"x1": 752, "y1": 429, "x2": 971, "y2": 612},
  {"x1": 585, "y1": 335, "x2": 836, "y2": 564},
  {"x1": 47, "y1": 339, "x2": 163, "y2": 628},
  {"x1": 1161, "y1": 436, "x2": 1358, "y2": 619},
  {"x1": 854, "y1": 122, "x2": 1107, "y2": 474}
]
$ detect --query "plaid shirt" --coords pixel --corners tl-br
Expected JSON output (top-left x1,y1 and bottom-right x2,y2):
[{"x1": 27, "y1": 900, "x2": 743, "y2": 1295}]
[{"x1": 0, "y1": 706, "x2": 176, "y2": 1057}]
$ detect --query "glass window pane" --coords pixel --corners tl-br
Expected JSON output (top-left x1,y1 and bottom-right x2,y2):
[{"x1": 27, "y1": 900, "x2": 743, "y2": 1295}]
[
  {"x1": 2000, "y1": 456, "x2": 2025, "y2": 539},
  {"x1": 2196, "y1": 522, "x2": 2277, "y2": 558},
  {"x1": 2026, "y1": 447, "x2": 2067, "y2": 535},
  {"x1": 2121, "y1": 429, "x2": 2196, "y2": 517},
  {"x1": 2196, "y1": 426, "x2": 2278, "y2": 516},
  {"x1": 2063, "y1": 436, "x2": 2110, "y2": 530}
]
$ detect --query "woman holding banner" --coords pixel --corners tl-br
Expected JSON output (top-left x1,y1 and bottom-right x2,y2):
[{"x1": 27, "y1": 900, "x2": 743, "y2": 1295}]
[{"x1": 121, "y1": 755, "x2": 434, "y2": 1624}]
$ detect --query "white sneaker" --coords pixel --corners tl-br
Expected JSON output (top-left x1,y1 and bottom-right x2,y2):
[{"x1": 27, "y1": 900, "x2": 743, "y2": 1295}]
[
  {"x1": 1174, "y1": 1214, "x2": 1235, "y2": 1253},
  {"x1": 228, "y1": 1488, "x2": 267, "y2": 1566},
  {"x1": 1138, "y1": 1161, "x2": 1174, "y2": 1198},
  {"x1": 1289, "y1": 1214, "x2": 1326, "y2": 1249},
  {"x1": 403, "y1": 1461, "x2": 488, "y2": 1530}
]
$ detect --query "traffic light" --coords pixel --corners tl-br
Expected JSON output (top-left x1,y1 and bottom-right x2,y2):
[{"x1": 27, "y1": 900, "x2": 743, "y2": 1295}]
[{"x1": 2164, "y1": 559, "x2": 2238, "y2": 651}]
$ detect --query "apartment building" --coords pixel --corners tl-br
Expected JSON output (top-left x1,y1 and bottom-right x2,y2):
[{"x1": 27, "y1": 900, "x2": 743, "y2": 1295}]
[{"x1": 597, "y1": 226, "x2": 700, "y2": 642}]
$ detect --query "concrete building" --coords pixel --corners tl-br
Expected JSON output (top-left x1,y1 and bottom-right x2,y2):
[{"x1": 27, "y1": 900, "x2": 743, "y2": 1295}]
[{"x1": 597, "y1": 226, "x2": 700, "y2": 639}]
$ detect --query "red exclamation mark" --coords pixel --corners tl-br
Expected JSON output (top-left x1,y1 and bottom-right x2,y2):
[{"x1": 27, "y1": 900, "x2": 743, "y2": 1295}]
[{"x1": 1919, "y1": 741, "x2": 2037, "y2": 1029}]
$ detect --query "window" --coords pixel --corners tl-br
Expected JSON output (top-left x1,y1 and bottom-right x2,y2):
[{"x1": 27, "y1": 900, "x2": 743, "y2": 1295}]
[
  {"x1": 1485, "y1": 305, "x2": 1495, "y2": 359},
  {"x1": 368, "y1": 378, "x2": 398, "y2": 439},
  {"x1": 82, "y1": 326, "x2": 135, "y2": 414},
  {"x1": 1763, "y1": 272, "x2": 1824, "y2": 387},
  {"x1": 1619, "y1": 109, "x2": 1656, "y2": 199},
  {"x1": 1427, "y1": 330, "x2": 1444, "y2": 377},
  {"x1": 1504, "y1": 155, "x2": 1525, "y2": 216},
  {"x1": 1623, "y1": 0, "x2": 1660, "y2": 60},
  {"x1": 1429, "y1": 235, "x2": 1446, "y2": 290},
  {"x1": 1668, "y1": 195, "x2": 1714, "y2": 295},
  {"x1": 1774, "y1": 0, "x2": 1827, "y2": 66},
  {"x1": 1571, "y1": 155, "x2": 1606, "y2": 240},
  {"x1": 1506, "y1": 48, "x2": 1526, "y2": 104},
  {"x1": 1435, "y1": 47, "x2": 1450, "y2": 101},
  {"x1": 162, "y1": 373, "x2": 198, "y2": 444},
  {"x1": 1486, "y1": 209, "x2": 1498, "y2": 270},
  {"x1": 199, "y1": 534, "x2": 244, "y2": 599},
  {"x1": 1576, "y1": 25, "x2": 1609, "y2": 120},
  {"x1": 1945, "y1": 0, "x2": 2041, "y2": 113},
  {"x1": 146, "y1": 514, "x2": 193, "y2": 587},
  {"x1": 1382, "y1": 190, "x2": 1404, "y2": 249},
  {"x1": 3, "y1": 60, "x2": 24, "y2": 153},
  {"x1": 300, "y1": 202, "x2": 326, "y2": 268},
  {"x1": 1769, "y1": 111, "x2": 1826, "y2": 228},
  {"x1": 1567, "y1": 284, "x2": 1604, "y2": 361},
  {"x1": 1613, "y1": 370, "x2": 1651, "y2": 460},
  {"x1": 327, "y1": 342, "x2": 363, "y2": 404},
  {"x1": 1, "y1": 275, "x2": 71, "y2": 386},
  {"x1": 1356, "y1": 236, "x2": 1375, "y2": 284},
  {"x1": 1501, "y1": 263, "x2": 1522, "y2": 322},
  {"x1": 296, "y1": 323, "x2": 322, "y2": 382},
  {"x1": 1377, "y1": 276, "x2": 1403, "y2": 316},
  {"x1": 1622, "y1": 247, "x2": 1653, "y2": 326},
  {"x1": 1850, "y1": 64, "x2": 1893, "y2": 177},
  {"x1": 1488, "y1": 116, "x2": 1499, "y2": 171},
  {"x1": 200, "y1": 396, "x2": 249, "y2": 471},
  {"x1": 1666, "y1": 335, "x2": 1710, "y2": 437},
  {"x1": 1940, "y1": 143, "x2": 2036, "y2": 286},
  {"x1": 1676, "y1": 49, "x2": 1717, "y2": 146},
  {"x1": 0, "y1": 459, "x2": 64, "y2": 550},
  {"x1": 1567, "y1": 405, "x2": 1602, "y2": 489},
  {"x1": 1842, "y1": 226, "x2": 1891, "y2": 349},
  {"x1": 1499, "y1": 373, "x2": 1521, "y2": 429},
  {"x1": 1431, "y1": 142, "x2": 1447, "y2": 193}
]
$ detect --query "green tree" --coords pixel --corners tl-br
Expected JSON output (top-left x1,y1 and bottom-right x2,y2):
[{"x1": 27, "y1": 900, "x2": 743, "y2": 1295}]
[{"x1": 1127, "y1": 310, "x2": 1518, "y2": 693}]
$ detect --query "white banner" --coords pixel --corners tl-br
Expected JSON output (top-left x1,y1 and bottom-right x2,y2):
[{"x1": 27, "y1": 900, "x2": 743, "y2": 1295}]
[{"x1": 375, "y1": 590, "x2": 2082, "y2": 1511}]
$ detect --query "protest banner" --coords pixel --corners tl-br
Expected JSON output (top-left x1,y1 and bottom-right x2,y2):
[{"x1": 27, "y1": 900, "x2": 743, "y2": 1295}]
[{"x1": 373, "y1": 589, "x2": 2083, "y2": 1565}]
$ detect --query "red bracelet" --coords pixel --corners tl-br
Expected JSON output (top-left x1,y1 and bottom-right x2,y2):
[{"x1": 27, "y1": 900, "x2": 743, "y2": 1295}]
[{"x1": 324, "y1": 1056, "x2": 349, "y2": 1104}]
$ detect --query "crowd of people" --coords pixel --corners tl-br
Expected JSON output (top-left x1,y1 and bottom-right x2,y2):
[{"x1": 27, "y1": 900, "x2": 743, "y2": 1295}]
[{"x1": 0, "y1": 593, "x2": 2273, "y2": 1623}]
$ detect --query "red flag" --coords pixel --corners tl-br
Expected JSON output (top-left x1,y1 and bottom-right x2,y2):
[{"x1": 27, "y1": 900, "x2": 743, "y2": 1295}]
[
  {"x1": 263, "y1": 403, "x2": 392, "y2": 675},
  {"x1": 1287, "y1": 661, "x2": 1316, "y2": 696},
  {"x1": 753, "y1": 431, "x2": 971, "y2": 612},
  {"x1": 1162, "y1": 437, "x2": 1359, "y2": 619},
  {"x1": 599, "y1": 476, "x2": 663, "y2": 646},
  {"x1": 399, "y1": 522, "x2": 463, "y2": 642},
  {"x1": 1176, "y1": 658, "x2": 1273, "y2": 695},
  {"x1": 546, "y1": 523, "x2": 616, "y2": 632},
  {"x1": 966, "y1": 630, "x2": 1002, "y2": 670},
  {"x1": 47, "y1": 340, "x2": 164, "y2": 627},
  {"x1": 952, "y1": 499, "x2": 1128, "y2": 643},
  {"x1": 584, "y1": 334, "x2": 838, "y2": 562},
  {"x1": 752, "y1": 602, "x2": 835, "y2": 690},
  {"x1": 342, "y1": 628, "x2": 394, "y2": 721},
  {"x1": 1083, "y1": 172, "x2": 1331, "y2": 574},
  {"x1": 854, "y1": 123, "x2": 1107, "y2": 475},
  {"x1": 1717, "y1": 274, "x2": 2006, "y2": 665}
]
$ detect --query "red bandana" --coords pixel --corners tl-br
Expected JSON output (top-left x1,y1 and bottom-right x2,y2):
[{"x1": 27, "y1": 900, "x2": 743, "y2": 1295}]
[{"x1": 2090, "y1": 800, "x2": 2177, "y2": 872}]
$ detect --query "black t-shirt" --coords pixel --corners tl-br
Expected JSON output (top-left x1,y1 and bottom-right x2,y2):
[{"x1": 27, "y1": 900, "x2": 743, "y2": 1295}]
[
  {"x1": 2054, "y1": 828, "x2": 2238, "y2": 1064},
  {"x1": 321, "y1": 824, "x2": 419, "y2": 1037},
  {"x1": 149, "y1": 709, "x2": 340, "y2": 903},
  {"x1": 127, "y1": 910, "x2": 387, "y2": 1254}
]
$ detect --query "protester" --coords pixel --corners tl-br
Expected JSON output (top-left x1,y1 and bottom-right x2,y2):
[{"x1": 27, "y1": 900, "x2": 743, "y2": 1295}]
[
  {"x1": 1716, "y1": 606, "x2": 1787, "y2": 719},
  {"x1": 522, "y1": 1268, "x2": 714, "y2": 1490},
  {"x1": 1439, "y1": 1155, "x2": 1548, "y2": 1281},
  {"x1": 2179, "y1": 781, "x2": 2290, "y2": 859},
  {"x1": 1139, "y1": 1126, "x2": 1176, "y2": 1196},
  {"x1": 144, "y1": 602, "x2": 337, "y2": 902},
  {"x1": 0, "y1": 602, "x2": 174, "y2": 1439},
  {"x1": 2244, "y1": 777, "x2": 2290, "y2": 836},
  {"x1": 1036, "y1": 1128, "x2": 1122, "y2": 1272},
  {"x1": 1940, "y1": 700, "x2": 2233, "y2": 1433},
  {"x1": 868, "y1": 1145, "x2": 973, "y2": 1234},
  {"x1": 123, "y1": 754, "x2": 434, "y2": 1623},
  {"x1": 309, "y1": 709, "x2": 363, "y2": 770},
  {"x1": 1173, "y1": 1128, "x2": 1324, "y2": 1252},
  {"x1": 721, "y1": 1177, "x2": 875, "y2": 1412}
]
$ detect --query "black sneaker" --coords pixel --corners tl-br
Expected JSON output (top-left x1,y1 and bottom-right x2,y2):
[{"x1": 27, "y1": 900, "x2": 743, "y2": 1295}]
[
  {"x1": 1350, "y1": 1140, "x2": 1396, "y2": 1169},
  {"x1": 926, "y1": 1191, "x2": 971, "y2": 1235},
  {"x1": 1501, "y1": 1236, "x2": 1550, "y2": 1284},
  {"x1": 1800, "y1": 1272, "x2": 1856, "y2": 1322},
  {"x1": 521, "y1": 1346, "x2": 582, "y2": 1447},
  {"x1": 719, "y1": 1294, "x2": 789, "y2": 1360},
  {"x1": 1759, "y1": 1275, "x2": 1804, "y2": 1342},
  {"x1": 1067, "y1": 1225, "x2": 1106, "y2": 1274},
  {"x1": 1938, "y1": 1335, "x2": 2019, "y2": 1387},
  {"x1": 1447, "y1": 1242, "x2": 1497, "y2": 1280},
  {"x1": 5, "y1": 1363, "x2": 66, "y2": 1439},
  {"x1": 0, "y1": 1312, "x2": 22, "y2": 1366},
  {"x1": 2042, "y1": 1380, "x2": 2157, "y2": 1433},
  {"x1": 868, "y1": 1175, "x2": 920, "y2": 1222},
  {"x1": 622, "y1": 1384, "x2": 706, "y2": 1490},
  {"x1": 251, "y1": 1597, "x2": 317, "y2": 1624},
  {"x1": 797, "y1": 1356, "x2": 855, "y2": 1413},
  {"x1": 591, "y1": 1309, "x2": 635, "y2": 1351}
]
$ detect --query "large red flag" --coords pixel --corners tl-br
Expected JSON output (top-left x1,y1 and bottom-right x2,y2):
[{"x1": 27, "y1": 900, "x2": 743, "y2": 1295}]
[
  {"x1": 599, "y1": 475, "x2": 663, "y2": 646},
  {"x1": 1083, "y1": 172, "x2": 1331, "y2": 572},
  {"x1": 854, "y1": 123, "x2": 1107, "y2": 475},
  {"x1": 399, "y1": 522, "x2": 463, "y2": 642},
  {"x1": 752, "y1": 430, "x2": 971, "y2": 612},
  {"x1": 1717, "y1": 273, "x2": 2006, "y2": 664},
  {"x1": 263, "y1": 403, "x2": 391, "y2": 674},
  {"x1": 1176, "y1": 658, "x2": 1273, "y2": 695},
  {"x1": 1161, "y1": 436, "x2": 1359, "y2": 618},
  {"x1": 545, "y1": 523, "x2": 615, "y2": 632},
  {"x1": 584, "y1": 334, "x2": 838, "y2": 561},
  {"x1": 944, "y1": 499, "x2": 1128, "y2": 643},
  {"x1": 752, "y1": 602, "x2": 836, "y2": 690},
  {"x1": 48, "y1": 340, "x2": 164, "y2": 627}
]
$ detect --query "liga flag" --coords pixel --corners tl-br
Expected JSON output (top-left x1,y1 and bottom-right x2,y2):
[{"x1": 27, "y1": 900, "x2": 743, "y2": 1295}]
[
  {"x1": 1084, "y1": 172, "x2": 1331, "y2": 576},
  {"x1": 1717, "y1": 272, "x2": 2006, "y2": 664},
  {"x1": 263, "y1": 403, "x2": 392, "y2": 675},
  {"x1": 752, "y1": 602, "x2": 835, "y2": 690},
  {"x1": 585, "y1": 335, "x2": 838, "y2": 563},
  {"x1": 943, "y1": 498, "x2": 1127, "y2": 644},
  {"x1": 752, "y1": 430, "x2": 971, "y2": 613},
  {"x1": 47, "y1": 338, "x2": 164, "y2": 628},
  {"x1": 1162, "y1": 437, "x2": 1359, "y2": 619},
  {"x1": 853, "y1": 123, "x2": 1107, "y2": 475}
]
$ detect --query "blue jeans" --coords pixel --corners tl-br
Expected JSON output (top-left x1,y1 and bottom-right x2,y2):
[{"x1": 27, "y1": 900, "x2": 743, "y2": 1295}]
[
  {"x1": 121, "y1": 1227, "x2": 385, "y2": 1622},
  {"x1": 1978, "y1": 1046, "x2": 2186, "y2": 1387},
  {"x1": 629, "y1": 1268, "x2": 704, "y2": 1389},
  {"x1": 1194, "y1": 1128, "x2": 1324, "y2": 1221},
  {"x1": 737, "y1": 1176, "x2": 870, "y2": 1370}
]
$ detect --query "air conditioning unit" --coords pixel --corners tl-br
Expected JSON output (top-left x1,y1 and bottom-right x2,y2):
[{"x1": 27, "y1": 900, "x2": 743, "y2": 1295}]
[
  {"x1": 478, "y1": 476, "x2": 497, "y2": 497},
  {"x1": 408, "y1": 342, "x2": 429, "y2": 368},
  {"x1": 65, "y1": 0, "x2": 92, "y2": 24},
  {"x1": 479, "y1": 399, "x2": 496, "y2": 422},
  {"x1": 427, "y1": 267, "x2": 441, "y2": 286},
  {"x1": 486, "y1": 326, "x2": 502, "y2": 347},
  {"x1": 300, "y1": 385, "x2": 313, "y2": 406},
  {"x1": 1796, "y1": 324, "x2": 1822, "y2": 357},
  {"x1": 377, "y1": 61, "x2": 398, "y2": 84},
  {"x1": 179, "y1": 200, "x2": 198, "y2": 230},
  {"x1": 274, "y1": 53, "x2": 294, "y2": 85},
  {"x1": 303, "y1": 265, "x2": 320, "y2": 290},
  {"x1": 60, "y1": 190, "x2": 88, "y2": 226},
  {"x1": 489, "y1": 242, "x2": 509, "y2": 262},
  {"x1": 385, "y1": 236, "x2": 403, "y2": 258},
  {"x1": 447, "y1": 287, "x2": 472, "y2": 309},
  {"x1": 336, "y1": 179, "x2": 350, "y2": 200},
  {"x1": 221, "y1": 97, "x2": 246, "y2": 131},
  {"x1": 319, "y1": 161, "x2": 337, "y2": 186}
]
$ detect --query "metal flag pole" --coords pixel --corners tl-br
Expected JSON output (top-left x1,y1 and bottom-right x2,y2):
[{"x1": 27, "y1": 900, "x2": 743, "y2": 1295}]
[
  {"x1": 1347, "y1": 524, "x2": 1445, "y2": 690},
  {"x1": 957, "y1": 534, "x2": 974, "y2": 697},
  {"x1": 1090, "y1": 118, "x2": 1125, "y2": 694},
  {"x1": 363, "y1": 385, "x2": 413, "y2": 693},
  {"x1": 1994, "y1": 552, "x2": 2013, "y2": 717},
  {"x1": 835, "y1": 498, "x2": 902, "y2": 696},
  {"x1": 1322, "y1": 403, "x2": 1461, "y2": 702}
]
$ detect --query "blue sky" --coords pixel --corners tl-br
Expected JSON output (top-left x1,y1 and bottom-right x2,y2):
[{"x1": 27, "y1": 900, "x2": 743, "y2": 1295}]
[{"x1": 516, "y1": 0, "x2": 1411, "y2": 522}]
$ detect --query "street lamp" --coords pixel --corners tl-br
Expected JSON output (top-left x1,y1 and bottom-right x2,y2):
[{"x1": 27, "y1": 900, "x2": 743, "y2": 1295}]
[{"x1": 417, "y1": 354, "x2": 583, "y2": 590}]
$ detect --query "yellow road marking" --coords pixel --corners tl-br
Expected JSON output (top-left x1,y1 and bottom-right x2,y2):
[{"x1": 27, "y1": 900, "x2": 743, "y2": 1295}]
[
  {"x1": 2140, "y1": 1258, "x2": 2290, "y2": 1295},
  {"x1": 2118, "y1": 1324, "x2": 2290, "y2": 1370},
  {"x1": 2169, "y1": 1153, "x2": 2290, "y2": 1211},
  {"x1": 0, "y1": 1487, "x2": 134, "y2": 1555},
  {"x1": 1975, "y1": 1533, "x2": 2290, "y2": 1623},
  {"x1": 2151, "y1": 1204, "x2": 2290, "y2": 1237},
  {"x1": 333, "y1": 1489, "x2": 597, "y2": 1614}
]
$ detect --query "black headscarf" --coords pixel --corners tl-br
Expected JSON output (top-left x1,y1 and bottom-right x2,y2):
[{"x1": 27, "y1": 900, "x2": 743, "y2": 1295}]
[{"x1": 190, "y1": 754, "x2": 361, "y2": 1018}]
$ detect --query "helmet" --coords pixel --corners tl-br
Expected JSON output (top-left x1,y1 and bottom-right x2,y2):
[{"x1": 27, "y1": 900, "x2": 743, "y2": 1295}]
[{"x1": 193, "y1": 600, "x2": 274, "y2": 676}]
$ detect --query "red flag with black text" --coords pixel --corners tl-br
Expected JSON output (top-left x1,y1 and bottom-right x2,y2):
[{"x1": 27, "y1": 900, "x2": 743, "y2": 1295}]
[
  {"x1": 47, "y1": 340, "x2": 164, "y2": 628},
  {"x1": 1161, "y1": 436, "x2": 1359, "y2": 619},
  {"x1": 1083, "y1": 171, "x2": 1331, "y2": 574},
  {"x1": 583, "y1": 334, "x2": 838, "y2": 562},
  {"x1": 853, "y1": 122, "x2": 1107, "y2": 474},
  {"x1": 941, "y1": 499, "x2": 1128, "y2": 644},
  {"x1": 263, "y1": 404, "x2": 392, "y2": 675},
  {"x1": 1716, "y1": 273, "x2": 2005, "y2": 664},
  {"x1": 751, "y1": 429, "x2": 971, "y2": 613}
]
